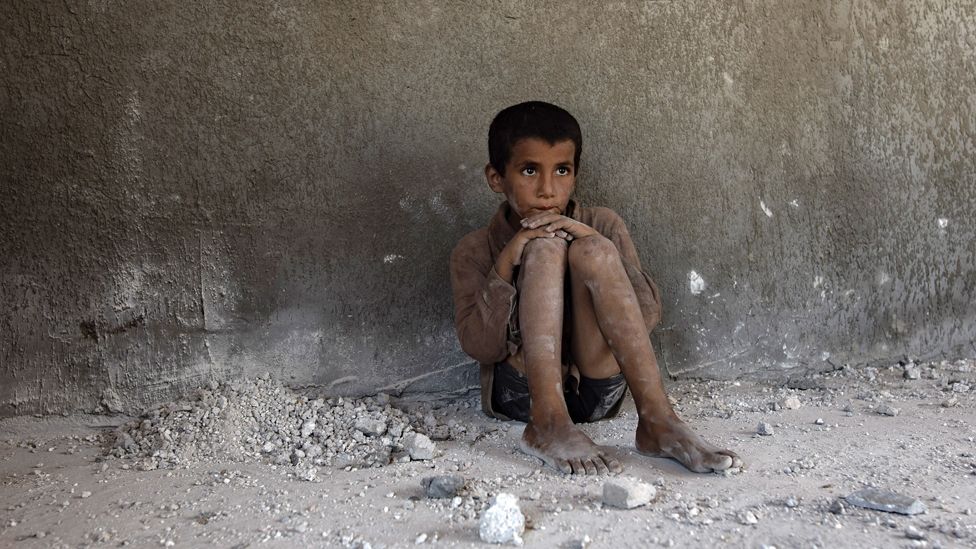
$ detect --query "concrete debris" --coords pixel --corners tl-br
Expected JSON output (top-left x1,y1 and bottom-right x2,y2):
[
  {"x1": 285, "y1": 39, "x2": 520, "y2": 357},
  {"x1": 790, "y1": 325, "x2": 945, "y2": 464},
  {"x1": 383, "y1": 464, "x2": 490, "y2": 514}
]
[
  {"x1": 479, "y1": 493, "x2": 525, "y2": 545},
  {"x1": 905, "y1": 525, "x2": 926, "y2": 540},
  {"x1": 402, "y1": 433, "x2": 435, "y2": 460},
  {"x1": 903, "y1": 363, "x2": 921, "y2": 380},
  {"x1": 602, "y1": 478, "x2": 656, "y2": 509},
  {"x1": 951, "y1": 382, "x2": 970, "y2": 393},
  {"x1": 844, "y1": 488, "x2": 927, "y2": 515},
  {"x1": 942, "y1": 397, "x2": 959, "y2": 408},
  {"x1": 781, "y1": 396, "x2": 802, "y2": 410},
  {"x1": 422, "y1": 475, "x2": 464, "y2": 499},
  {"x1": 784, "y1": 496, "x2": 799, "y2": 508},
  {"x1": 354, "y1": 418, "x2": 388, "y2": 437},
  {"x1": 876, "y1": 404, "x2": 900, "y2": 417},
  {"x1": 756, "y1": 422, "x2": 774, "y2": 436},
  {"x1": 109, "y1": 376, "x2": 430, "y2": 473},
  {"x1": 739, "y1": 510, "x2": 759, "y2": 525},
  {"x1": 829, "y1": 498, "x2": 848, "y2": 515},
  {"x1": 814, "y1": 418, "x2": 824, "y2": 425}
]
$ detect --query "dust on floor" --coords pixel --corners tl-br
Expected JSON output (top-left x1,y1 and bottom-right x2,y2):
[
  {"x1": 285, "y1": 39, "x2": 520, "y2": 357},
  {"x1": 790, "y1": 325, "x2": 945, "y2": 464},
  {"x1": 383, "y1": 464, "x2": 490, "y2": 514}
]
[{"x1": 1, "y1": 359, "x2": 974, "y2": 548}]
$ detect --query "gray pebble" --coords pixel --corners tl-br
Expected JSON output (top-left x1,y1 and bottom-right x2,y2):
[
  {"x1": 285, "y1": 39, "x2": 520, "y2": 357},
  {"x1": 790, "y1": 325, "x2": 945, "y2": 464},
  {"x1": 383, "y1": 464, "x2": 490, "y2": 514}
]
[{"x1": 421, "y1": 475, "x2": 465, "y2": 499}]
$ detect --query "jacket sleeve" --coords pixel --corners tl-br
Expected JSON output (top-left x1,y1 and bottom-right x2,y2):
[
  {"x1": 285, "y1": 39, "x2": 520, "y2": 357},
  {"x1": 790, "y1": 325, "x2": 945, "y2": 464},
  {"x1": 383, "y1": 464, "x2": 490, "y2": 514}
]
[
  {"x1": 601, "y1": 210, "x2": 663, "y2": 333},
  {"x1": 450, "y1": 236, "x2": 517, "y2": 364}
]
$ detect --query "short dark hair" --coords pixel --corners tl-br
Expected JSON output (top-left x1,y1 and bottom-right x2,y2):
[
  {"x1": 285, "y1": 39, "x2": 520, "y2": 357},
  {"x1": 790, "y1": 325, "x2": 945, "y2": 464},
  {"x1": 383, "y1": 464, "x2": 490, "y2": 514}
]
[{"x1": 488, "y1": 101, "x2": 582, "y2": 176}]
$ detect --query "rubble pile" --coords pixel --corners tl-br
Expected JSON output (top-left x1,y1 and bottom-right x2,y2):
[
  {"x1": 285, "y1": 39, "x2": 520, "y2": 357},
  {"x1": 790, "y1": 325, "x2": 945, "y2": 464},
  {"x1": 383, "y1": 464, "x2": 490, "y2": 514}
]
[{"x1": 110, "y1": 374, "x2": 434, "y2": 475}]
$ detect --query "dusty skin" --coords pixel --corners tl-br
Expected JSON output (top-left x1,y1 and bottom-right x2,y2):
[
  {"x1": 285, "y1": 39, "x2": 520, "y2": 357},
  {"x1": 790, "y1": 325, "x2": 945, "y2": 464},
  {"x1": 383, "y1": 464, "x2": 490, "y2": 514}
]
[
  {"x1": 1, "y1": 361, "x2": 974, "y2": 548},
  {"x1": 485, "y1": 137, "x2": 740, "y2": 476}
]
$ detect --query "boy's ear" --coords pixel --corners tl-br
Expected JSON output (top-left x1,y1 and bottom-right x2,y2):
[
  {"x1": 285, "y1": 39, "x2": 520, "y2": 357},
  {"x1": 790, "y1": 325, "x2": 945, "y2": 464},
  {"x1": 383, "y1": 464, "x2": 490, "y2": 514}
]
[{"x1": 485, "y1": 163, "x2": 505, "y2": 193}]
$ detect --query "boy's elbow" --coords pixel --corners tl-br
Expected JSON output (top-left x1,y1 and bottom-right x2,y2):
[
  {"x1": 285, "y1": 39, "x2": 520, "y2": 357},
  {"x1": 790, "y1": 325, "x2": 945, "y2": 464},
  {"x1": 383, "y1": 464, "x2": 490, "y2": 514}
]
[
  {"x1": 459, "y1": 337, "x2": 507, "y2": 365},
  {"x1": 457, "y1": 323, "x2": 507, "y2": 363}
]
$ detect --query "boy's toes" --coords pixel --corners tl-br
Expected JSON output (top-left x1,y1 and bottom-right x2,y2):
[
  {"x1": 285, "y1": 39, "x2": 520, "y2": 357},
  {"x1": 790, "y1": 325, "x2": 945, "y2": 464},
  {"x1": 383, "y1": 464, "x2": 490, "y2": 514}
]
[
  {"x1": 593, "y1": 457, "x2": 610, "y2": 475},
  {"x1": 569, "y1": 458, "x2": 585, "y2": 475},
  {"x1": 723, "y1": 450, "x2": 744, "y2": 469},
  {"x1": 601, "y1": 453, "x2": 623, "y2": 474},
  {"x1": 555, "y1": 458, "x2": 572, "y2": 475},
  {"x1": 582, "y1": 458, "x2": 598, "y2": 475},
  {"x1": 704, "y1": 452, "x2": 734, "y2": 472}
]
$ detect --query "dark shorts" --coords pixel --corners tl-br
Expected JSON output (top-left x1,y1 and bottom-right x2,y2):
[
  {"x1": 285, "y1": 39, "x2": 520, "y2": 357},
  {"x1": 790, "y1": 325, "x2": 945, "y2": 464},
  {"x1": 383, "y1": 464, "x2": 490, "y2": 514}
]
[{"x1": 491, "y1": 362, "x2": 628, "y2": 423}]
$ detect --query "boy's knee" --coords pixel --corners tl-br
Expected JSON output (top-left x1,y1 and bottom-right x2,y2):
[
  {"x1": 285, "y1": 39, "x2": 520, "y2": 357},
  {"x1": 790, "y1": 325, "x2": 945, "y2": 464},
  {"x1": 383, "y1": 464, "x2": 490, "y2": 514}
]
[
  {"x1": 523, "y1": 237, "x2": 569, "y2": 264},
  {"x1": 568, "y1": 235, "x2": 619, "y2": 271}
]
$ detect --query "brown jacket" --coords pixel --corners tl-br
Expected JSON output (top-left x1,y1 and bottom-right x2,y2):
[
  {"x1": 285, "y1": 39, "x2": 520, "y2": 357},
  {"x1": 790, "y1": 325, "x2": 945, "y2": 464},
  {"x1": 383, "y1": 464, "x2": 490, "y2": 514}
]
[{"x1": 449, "y1": 200, "x2": 663, "y2": 419}]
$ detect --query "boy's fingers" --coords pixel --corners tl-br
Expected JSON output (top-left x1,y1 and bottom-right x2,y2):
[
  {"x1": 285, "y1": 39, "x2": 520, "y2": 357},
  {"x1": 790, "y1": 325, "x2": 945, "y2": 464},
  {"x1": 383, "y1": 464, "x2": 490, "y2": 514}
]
[{"x1": 521, "y1": 212, "x2": 563, "y2": 228}]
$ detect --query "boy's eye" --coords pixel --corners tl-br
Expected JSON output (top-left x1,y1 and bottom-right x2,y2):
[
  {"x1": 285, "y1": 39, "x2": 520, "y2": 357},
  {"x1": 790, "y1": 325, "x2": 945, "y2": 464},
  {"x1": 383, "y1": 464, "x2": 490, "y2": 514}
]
[
  {"x1": 521, "y1": 167, "x2": 537, "y2": 176},
  {"x1": 556, "y1": 166, "x2": 571, "y2": 176}
]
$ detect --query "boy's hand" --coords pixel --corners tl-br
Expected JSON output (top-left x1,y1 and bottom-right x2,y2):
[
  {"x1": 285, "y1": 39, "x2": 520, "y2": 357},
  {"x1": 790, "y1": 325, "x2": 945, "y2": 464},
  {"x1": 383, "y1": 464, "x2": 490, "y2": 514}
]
[
  {"x1": 495, "y1": 223, "x2": 572, "y2": 284},
  {"x1": 520, "y1": 211, "x2": 599, "y2": 240}
]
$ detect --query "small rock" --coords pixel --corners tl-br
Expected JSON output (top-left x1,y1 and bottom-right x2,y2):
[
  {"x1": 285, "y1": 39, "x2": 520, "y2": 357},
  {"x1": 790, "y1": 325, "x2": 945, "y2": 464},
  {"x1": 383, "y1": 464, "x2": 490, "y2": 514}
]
[
  {"x1": 602, "y1": 478, "x2": 656, "y2": 509},
  {"x1": 300, "y1": 421, "x2": 316, "y2": 438},
  {"x1": 80, "y1": 491, "x2": 92, "y2": 499},
  {"x1": 757, "y1": 422, "x2": 774, "y2": 436},
  {"x1": 421, "y1": 475, "x2": 464, "y2": 499},
  {"x1": 739, "y1": 510, "x2": 759, "y2": 525},
  {"x1": 479, "y1": 493, "x2": 524, "y2": 545},
  {"x1": 952, "y1": 383, "x2": 970, "y2": 393},
  {"x1": 844, "y1": 488, "x2": 927, "y2": 515},
  {"x1": 402, "y1": 432, "x2": 435, "y2": 460},
  {"x1": 905, "y1": 525, "x2": 926, "y2": 540},
  {"x1": 564, "y1": 535, "x2": 592, "y2": 549},
  {"x1": 829, "y1": 498, "x2": 848, "y2": 515},
  {"x1": 354, "y1": 418, "x2": 387, "y2": 437},
  {"x1": 877, "y1": 405, "x2": 900, "y2": 417},
  {"x1": 784, "y1": 496, "x2": 799, "y2": 508},
  {"x1": 299, "y1": 468, "x2": 317, "y2": 482},
  {"x1": 781, "y1": 396, "x2": 802, "y2": 410},
  {"x1": 942, "y1": 397, "x2": 959, "y2": 408},
  {"x1": 903, "y1": 364, "x2": 921, "y2": 380},
  {"x1": 814, "y1": 418, "x2": 824, "y2": 425},
  {"x1": 415, "y1": 533, "x2": 428, "y2": 544}
]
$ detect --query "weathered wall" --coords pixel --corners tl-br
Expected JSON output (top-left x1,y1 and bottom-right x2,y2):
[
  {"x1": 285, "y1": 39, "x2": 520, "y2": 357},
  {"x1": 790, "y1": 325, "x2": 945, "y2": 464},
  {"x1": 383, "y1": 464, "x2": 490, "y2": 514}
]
[{"x1": 2, "y1": 1, "x2": 974, "y2": 415}]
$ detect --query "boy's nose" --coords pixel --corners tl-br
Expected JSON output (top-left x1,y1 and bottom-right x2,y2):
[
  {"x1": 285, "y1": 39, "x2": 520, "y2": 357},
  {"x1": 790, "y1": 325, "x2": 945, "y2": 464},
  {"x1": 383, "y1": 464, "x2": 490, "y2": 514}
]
[{"x1": 538, "y1": 174, "x2": 555, "y2": 197}]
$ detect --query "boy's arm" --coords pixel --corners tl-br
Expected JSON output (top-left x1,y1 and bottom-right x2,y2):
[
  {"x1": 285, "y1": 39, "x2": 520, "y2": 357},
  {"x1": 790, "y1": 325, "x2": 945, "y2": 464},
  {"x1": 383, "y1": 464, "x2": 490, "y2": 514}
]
[
  {"x1": 604, "y1": 211, "x2": 663, "y2": 333},
  {"x1": 450, "y1": 238, "x2": 518, "y2": 364}
]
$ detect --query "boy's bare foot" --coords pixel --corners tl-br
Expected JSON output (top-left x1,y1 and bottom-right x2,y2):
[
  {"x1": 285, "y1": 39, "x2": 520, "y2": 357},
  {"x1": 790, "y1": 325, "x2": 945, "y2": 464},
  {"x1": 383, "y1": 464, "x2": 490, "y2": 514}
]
[
  {"x1": 636, "y1": 417, "x2": 743, "y2": 473},
  {"x1": 519, "y1": 421, "x2": 623, "y2": 475}
]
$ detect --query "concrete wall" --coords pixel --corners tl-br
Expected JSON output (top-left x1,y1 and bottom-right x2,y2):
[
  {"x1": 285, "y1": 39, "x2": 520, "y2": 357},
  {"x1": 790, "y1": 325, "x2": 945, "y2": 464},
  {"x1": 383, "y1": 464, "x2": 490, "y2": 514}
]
[{"x1": 2, "y1": 1, "x2": 974, "y2": 415}]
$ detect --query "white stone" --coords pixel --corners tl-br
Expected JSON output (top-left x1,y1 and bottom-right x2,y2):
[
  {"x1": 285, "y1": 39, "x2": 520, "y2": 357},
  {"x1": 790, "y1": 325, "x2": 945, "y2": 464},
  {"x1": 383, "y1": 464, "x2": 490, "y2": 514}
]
[
  {"x1": 479, "y1": 493, "x2": 524, "y2": 545},
  {"x1": 781, "y1": 396, "x2": 802, "y2": 410},
  {"x1": 402, "y1": 433, "x2": 435, "y2": 460},
  {"x1": 602, "y1": 478, "x2": 656, "y2": 509}
]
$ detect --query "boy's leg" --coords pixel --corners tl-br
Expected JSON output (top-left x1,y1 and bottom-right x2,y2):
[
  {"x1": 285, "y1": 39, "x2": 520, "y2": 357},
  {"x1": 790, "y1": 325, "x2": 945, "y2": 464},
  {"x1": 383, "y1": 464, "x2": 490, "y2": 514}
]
[
  {"x1": 516, "y1": 237, "x2": 621, "y2": 475},
  {"x1": 567, "y1": 235, "x2": 742, "y2": 473}
]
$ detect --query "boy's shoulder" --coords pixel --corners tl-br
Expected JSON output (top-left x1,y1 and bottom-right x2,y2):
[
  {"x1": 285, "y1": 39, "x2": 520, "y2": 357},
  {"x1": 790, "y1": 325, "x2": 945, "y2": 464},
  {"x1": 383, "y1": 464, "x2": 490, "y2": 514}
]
[
  {"x1": 451, "y1": 226, "x2": 491, "y2": 261},
  {"x1": 577, "y1": 205, "x2": 627, "y2": 231}
]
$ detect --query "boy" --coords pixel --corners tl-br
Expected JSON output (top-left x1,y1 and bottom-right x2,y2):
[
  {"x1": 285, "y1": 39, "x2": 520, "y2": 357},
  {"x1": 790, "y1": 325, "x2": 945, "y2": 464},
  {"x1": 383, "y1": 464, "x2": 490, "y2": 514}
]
[{"x1": 450, "y1": 101, "x2": 741, "y2": 475}]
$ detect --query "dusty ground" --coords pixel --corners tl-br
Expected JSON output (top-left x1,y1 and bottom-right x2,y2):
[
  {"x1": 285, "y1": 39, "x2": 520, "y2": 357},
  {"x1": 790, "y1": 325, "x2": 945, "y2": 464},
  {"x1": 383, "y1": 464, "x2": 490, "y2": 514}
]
[{"x1": 2, "y1": 359, "x2": 975, "y2": 548}]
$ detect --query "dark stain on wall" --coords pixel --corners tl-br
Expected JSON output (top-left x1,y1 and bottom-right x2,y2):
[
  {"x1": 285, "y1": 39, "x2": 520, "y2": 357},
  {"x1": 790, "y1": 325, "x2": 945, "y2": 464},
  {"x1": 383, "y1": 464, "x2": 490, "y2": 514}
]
[{"x1": 1, "y1": 1, "x2": 974, "y2": 415}]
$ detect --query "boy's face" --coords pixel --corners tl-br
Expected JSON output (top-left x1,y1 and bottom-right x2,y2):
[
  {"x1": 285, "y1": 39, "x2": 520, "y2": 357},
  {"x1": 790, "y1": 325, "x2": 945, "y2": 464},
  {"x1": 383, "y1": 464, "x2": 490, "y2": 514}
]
[{"x1": 485, "y1": 138, "x2": 576, "y2": 221}]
